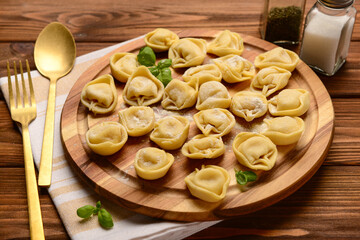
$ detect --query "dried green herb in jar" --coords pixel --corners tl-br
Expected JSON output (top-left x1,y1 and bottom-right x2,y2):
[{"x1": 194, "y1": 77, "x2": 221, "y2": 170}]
[{"x1": 265, "y1": 5, "x2": 302, "y2": 43}]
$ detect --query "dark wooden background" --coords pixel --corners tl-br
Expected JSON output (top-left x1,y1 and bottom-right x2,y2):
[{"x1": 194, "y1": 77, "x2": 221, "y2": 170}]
[{"x1": 1, "y1": 0, "x2": 360, "y2": 239}]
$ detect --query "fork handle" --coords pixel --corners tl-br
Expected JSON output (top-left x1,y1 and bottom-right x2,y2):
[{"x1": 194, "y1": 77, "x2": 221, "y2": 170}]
[
  {"x1": 38, "y1": 78, "x2": 57, "y2": 187},
  {"x1": 22, "y1": 124, "x2": 45, "y2": 240}
]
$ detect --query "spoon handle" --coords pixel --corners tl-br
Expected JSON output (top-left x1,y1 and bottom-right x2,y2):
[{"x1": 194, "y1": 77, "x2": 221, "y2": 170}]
[{"x1": 38, "y1": 77, "x2": 57, "y2": 187}]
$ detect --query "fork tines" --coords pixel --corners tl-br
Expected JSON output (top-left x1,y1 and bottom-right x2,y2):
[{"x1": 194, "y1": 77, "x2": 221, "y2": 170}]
[{"x1": 7, "y1": 60, "x2": 35, "y2": 110}]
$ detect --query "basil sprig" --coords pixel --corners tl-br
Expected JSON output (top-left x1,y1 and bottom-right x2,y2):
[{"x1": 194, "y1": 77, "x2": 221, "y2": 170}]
[
  {"x1": 137, "y1": 46, "x2": 173, "y2": 86},
  {"x1": 77, "y1": 201, "x2": 114, "y2": 229},
  {"x1": 235, "y1": 169, "x2": 257, "y2": 185}
]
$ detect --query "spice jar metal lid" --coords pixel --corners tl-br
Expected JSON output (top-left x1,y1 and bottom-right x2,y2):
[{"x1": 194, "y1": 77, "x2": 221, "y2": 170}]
[{"x1": 319, "y1": 0, "x2": 354, "y2": 8}]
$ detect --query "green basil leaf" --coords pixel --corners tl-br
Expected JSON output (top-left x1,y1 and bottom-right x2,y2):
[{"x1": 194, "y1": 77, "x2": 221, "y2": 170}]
[
  {"x1": 137, "y1": 46, "x2": 156, "y2": 67},
  {"x1": 235, "y1": 171, "x2": 247, "y2": 185},
  {"x1": 96, "y1": 201, "x2": 101, "y2": 209},
  {"x1": 149, "y1": 66, "x2": 160, "y2": 77},
  {"x1": 98, "y1": 208, "x2": 114, "y2": 229},
  {"x1": 243, "y1": 171, "x2": 257, "y2": 182},
  {"x1": 235, "y1": 169, "x2": 257, "y2": 185},
  {"x1": 157, "y1": 68, "x2": 172, "y2": 86},
  {"x1": 77, "y1": 205, "x2": 96, "y2": 219},
  {"x1": 157, "y1": 59, "x2": 172, "y2": 69}
]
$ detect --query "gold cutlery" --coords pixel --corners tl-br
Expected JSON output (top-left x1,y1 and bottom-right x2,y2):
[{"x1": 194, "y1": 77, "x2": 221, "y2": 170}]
[
  {"x1": 7, "y1": 60, "x2": 45, "y2": 240},
  {"x1": 34, "y1": 22, "x2": 76, "y2": 187}
]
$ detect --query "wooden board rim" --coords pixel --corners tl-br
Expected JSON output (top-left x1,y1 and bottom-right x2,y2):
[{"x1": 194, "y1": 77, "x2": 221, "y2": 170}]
[{"x1": 61, "y1": 29, "x2": 335, "y2": 221}]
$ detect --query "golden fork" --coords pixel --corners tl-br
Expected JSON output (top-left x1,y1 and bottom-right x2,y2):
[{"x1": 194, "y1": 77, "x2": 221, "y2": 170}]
[{"x1": 7, "y1": 60, "x2": 45, "y2": 240}]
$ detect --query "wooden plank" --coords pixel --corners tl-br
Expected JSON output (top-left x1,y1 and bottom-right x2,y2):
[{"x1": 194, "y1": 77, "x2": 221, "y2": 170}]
[
  {"x1": 1, "y1": 166, "x2": 360, "y2": 239},
  {"x1": 0, "y1": 101, "x2": 24, "y2": 167},
  {"x1": 324, "y1": 99, "x2": 360, "y2": 165},
  {"x1": 0, "y1": 168, "x2": 69, "y2": 239},
  {"x1": 0, "y1": 0, "x2": 358, "y2": 238},
  {"x1": 0, "y1": 0, "x2": 359, "y2": 42}
]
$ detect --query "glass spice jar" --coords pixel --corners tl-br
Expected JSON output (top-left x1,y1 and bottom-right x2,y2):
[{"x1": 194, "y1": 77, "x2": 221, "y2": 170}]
[
  {"x1": 260, "y1": 0, "x2": 306, "y2": 45},
  {"x1": 299, "y1": 0, "x2": 357, "y2": 76}
]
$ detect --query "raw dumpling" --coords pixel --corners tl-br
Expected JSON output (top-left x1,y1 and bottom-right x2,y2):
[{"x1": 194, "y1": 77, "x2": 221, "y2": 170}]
[
  {"x1": 232, "y1": 132, "x2": 277, "y2": 171},
  {"x1": 196, "y1": 81, "x2": 231, "y2": 110},
  {"x1": 254, "y1": 47, "x2": 300, "y2": 72},
  {"x1": 207, "y1": 30, "x2": 244, "y2": 56},
  {"x1": 134, "y1": 147, "x2": 174, "y2": 180},
  {"x1": 193, "y1": 108, "x2": 235, "y2": 137},
  {"x1": 250, "y1": 66, "x2": 291, "y2": 97},
  {"x1": 144, "y1": 28, "x2": 179, "y2": 52},
  {"x1": 150, "y1": 116, "x2": 190, "y2": 150},
  {"x1": 86, "y1": 121, "x2": 128, "y2": 156},
  {"x1": 110, "y1": 53, "x2": 139, "y2": 82},
  {"x1": 213, "y1": 54, "x2": 255, "y2": 83},
  {"x1": 161, "y1": 79, "x2": 198, "y2": 110},
  {"x1": 262, "y1": 116, "x2": 305, "y2": 145},
  {"x1": 185, "y1": 165, "x2": 230, "y2": 202},
  {"x1": 168, "y1": 38, "x2": 207, "y2": 68},
  {"x1": 181, "y1": 134, "x2": 225, "y2": 159},
  {"x1": 118, "y1": 106, "x2": 155, "y2": 137},
  {"x1": 230, "y1": 91, "x2": 268, "y2": 122},
  {"x1": 80, "y1": 74, "x2": 118, "y2": 115},
  {"x1": 123, "y1": 66, "x2": 164, "y2": 106},
  {"x1": 182, "y1": 64, "x2": 222, "y2": 86},
  {"x1": 268, "y1": 89, "x2": 310, "y2": 116}
]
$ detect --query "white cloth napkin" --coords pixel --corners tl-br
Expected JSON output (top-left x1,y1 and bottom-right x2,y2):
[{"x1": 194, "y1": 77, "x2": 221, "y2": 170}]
[{"x1": 0, "y1": 36, "x2": 219, "y2": 240}]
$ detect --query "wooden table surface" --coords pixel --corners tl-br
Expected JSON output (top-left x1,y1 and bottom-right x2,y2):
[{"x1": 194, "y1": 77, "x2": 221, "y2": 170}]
[{"x1": 1, "y1": 0, "x2": 359, "y2": 239}]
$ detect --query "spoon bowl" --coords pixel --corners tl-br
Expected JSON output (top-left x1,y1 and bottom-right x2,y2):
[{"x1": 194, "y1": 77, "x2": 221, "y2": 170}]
[{"x1": 34, "y1": 22, "x2": 76, "y2": 187}]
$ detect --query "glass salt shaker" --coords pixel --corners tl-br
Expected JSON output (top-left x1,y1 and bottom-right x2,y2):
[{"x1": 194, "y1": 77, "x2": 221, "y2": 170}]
[
  {"x1": 299, "y1": 0, "x2": 357, "y2": 76},
  {"x1": 260, "y1": 0, "x2": 306, "y2": 45}
]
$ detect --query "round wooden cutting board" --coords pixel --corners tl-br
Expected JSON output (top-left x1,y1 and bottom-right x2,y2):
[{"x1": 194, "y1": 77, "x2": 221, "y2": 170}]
[{"x1": 60, "y1": 29, "x2": 334, "y2": 221}]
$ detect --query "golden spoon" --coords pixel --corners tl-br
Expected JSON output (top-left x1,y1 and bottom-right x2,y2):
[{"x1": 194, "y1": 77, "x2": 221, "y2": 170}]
[{"x1": 34, "y1": 22, "x2": 76, "y2": 187}]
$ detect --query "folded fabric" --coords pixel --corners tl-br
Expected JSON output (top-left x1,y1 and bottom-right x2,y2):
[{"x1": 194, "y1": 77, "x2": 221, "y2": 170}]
[{"x1": 0, "y1": 36, "x2": 219, "y2": 240}]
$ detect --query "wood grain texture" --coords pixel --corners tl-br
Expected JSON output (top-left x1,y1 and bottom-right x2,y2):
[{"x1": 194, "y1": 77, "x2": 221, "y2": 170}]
[
  {"x1": 1, "y1": 0, "x2": 360, "y2": 42},
  {"x1": 0, "y1": 0, "x2": 359, "y2": 238},
  {"x1": 2, "y1": 165, "x2": 360, "y2": 240},
  {"x1": 60, "y1": 30, "x2": 334, "y2": 221}
]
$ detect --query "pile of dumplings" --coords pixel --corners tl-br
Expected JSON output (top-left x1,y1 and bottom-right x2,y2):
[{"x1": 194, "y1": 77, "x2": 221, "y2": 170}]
[{"x1": 80, "y1": 28, "x2": 310, "y2": 203}]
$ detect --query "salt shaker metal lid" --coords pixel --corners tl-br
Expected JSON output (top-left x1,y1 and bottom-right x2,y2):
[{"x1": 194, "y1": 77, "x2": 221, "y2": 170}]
[{"x1": 319, "y1": 0, "x2": 354, "y2": 8}]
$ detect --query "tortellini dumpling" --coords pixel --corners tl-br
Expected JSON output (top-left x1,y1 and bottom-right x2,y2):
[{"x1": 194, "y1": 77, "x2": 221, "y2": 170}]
[
  {"x1": 230, "y1": 91, "x2": 268, "y2": 122},
  {"x1": 182, "y1": 64, "x2": 222, "y2": 86},
  {"x1": 181, "y1": 134, "x2": 225, "y2": 159},
  {"x1": 254, "y1": 47, "x2": 300, "y2": 72},
  {"x1": 196, "y1": 81, "x2": 231, "y2": 110},
  {"x1": 110, "y1": 53, "x2": 139, "y2": 82},
  {"x1": 232, "y1": 132, "x2": 277, "y2": 171},
  {"x1": 144, "y1": 28, "x2": 179, "y2": 52},
  {"x1": 185, "y1": 165, "x2": 230, "y2": 202},
  {"x1": 161, "y1": 79, "x2": 198, "y2": 110},
  {"x1": 213, "y1": 54, "x2": 255, "y2": 83},
  {"x1": 86, "y1": 122, "x2": 128, "y2": 156},
  {"x1": 168, "y1": 38, "x2": 207, "y2": 68},
  {"x1": 250, "y1": 66, "x2": 291, "y2": 97},
  {"x1": 134, "y1": 147, "x2": 174, "y2": 180},
  {"x1": 118, "y1": 106, "x2": 155, "y2": 137},
  {"x1": 80, "y1": 74, "x2": 118, "y2": 115},
  {"x1": 123, "y1": 66, "x2": 164, "y2": 106},
  {"x1": 150, "y1": 116, "x2": 190, "y2": 150},
  {"x1": 268, "y1": 89, "x2": 310, "y2": 117},
  {"x1": 262, "y1": 116, "x2": 305, "y2": 145},
  {"x1": 193, "y1": 108, "x2": 235, "y2": 137},
  {"x1": 207, "y1": 30, "x2": 244, "y2": 57}
]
